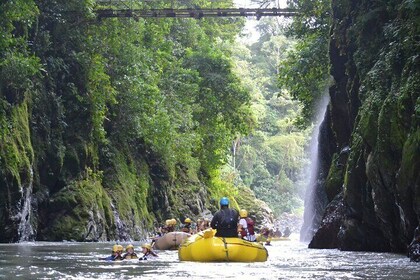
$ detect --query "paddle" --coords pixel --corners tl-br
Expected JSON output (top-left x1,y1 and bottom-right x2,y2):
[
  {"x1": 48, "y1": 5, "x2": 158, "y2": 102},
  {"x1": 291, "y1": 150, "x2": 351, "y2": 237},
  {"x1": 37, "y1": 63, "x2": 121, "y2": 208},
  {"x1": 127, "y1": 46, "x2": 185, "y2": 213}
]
[{"x1": 150, "y1": 238, "x2": 156, "y2": 248}]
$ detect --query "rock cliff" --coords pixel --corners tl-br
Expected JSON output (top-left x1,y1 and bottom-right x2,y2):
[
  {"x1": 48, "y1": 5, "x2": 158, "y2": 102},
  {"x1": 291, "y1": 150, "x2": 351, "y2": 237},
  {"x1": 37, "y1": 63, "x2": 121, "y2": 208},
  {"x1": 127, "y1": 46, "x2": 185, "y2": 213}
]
[{"x1": 309, "y1": 0, "x2": 419, "y2": 253}]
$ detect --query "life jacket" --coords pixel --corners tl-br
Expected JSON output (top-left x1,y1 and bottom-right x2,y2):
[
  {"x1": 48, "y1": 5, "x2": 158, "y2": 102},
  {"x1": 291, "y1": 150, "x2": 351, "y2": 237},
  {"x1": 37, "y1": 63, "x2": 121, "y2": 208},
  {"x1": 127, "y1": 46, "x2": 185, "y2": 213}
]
[
  {"x1": 123, "y1": 252, "x2": 138, "y2": 260},
  {"x1": 220, "y1": 209, "x2": 237, "y2": 230},
  {"x1": 240, "y1": 217, "x2": 255, "y2": 237},
  {"x1": 262, "y1": 228, "x2": 272, "y2": 238},
  {"x1": 181, "y1": 224, "x2": 191, "y2": 233}
]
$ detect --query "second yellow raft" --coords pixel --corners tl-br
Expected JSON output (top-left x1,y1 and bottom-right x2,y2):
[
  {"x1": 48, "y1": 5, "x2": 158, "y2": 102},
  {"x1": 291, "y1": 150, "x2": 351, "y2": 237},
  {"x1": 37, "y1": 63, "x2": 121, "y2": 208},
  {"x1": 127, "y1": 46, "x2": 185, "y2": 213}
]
[{"x1": 178, "y1": 229, "x2": 268, "y2": 262}]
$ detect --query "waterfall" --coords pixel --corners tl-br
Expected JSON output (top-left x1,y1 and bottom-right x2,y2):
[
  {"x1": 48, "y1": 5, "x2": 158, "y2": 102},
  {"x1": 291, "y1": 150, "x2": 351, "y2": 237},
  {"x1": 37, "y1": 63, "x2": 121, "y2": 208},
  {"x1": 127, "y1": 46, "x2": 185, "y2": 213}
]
[
  {"x1": 17, "y1": 167, "x2": 35, "y2": 242},
  {"x1": 300, "y1": 94, "x2": 330, "y2": 242},
  {"x1": 111, "y1": 202, "x2": 129, "y2": 241}
]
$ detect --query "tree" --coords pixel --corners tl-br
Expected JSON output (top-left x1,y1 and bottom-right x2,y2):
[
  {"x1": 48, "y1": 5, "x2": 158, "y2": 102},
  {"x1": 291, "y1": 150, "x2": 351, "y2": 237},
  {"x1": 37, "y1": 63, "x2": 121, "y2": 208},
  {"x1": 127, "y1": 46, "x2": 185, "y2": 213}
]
[
  {"x1": 229, "y1": 17, "x2": 311, "y2": 216},
  {"x1": 277, "y1": 0, "x2": 332, "y2": 127}
]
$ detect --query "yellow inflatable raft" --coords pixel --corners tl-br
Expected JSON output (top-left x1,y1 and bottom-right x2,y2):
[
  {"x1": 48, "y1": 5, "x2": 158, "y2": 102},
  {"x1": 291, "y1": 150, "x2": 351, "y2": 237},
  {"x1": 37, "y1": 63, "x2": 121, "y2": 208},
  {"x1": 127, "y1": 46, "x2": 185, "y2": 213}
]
[
  {"x1": 153, "y1": 231, "x2": 191, "y2": 250},
  {"x1": 178, "y1": 229, "x2": 268, "y2": 262}
]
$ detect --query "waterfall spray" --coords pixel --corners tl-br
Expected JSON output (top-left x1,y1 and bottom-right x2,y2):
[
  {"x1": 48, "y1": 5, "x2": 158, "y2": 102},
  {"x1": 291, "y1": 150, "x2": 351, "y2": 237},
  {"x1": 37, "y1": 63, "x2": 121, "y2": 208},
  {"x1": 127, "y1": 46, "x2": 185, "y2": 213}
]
[
  {"x1": 300, "y1": 94, "x2": 330, "y2": 242},
  {"x1": 17, "y1": 167, "x2": 35, "y2": 242}
]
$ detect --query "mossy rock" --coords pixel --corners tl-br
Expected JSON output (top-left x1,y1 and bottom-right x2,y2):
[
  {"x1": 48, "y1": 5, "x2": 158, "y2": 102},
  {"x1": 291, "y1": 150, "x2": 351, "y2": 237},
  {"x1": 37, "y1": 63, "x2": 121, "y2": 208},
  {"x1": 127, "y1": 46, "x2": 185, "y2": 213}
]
[
  {"x1": 42, "y1": 176, "x2": 113, "y2": 241},
  {"x1": 356, "y1": 93, "x2": 380, "y2": 149},
  {"x1": 397, "y1": 129, "x2": 420, "y2": 231},
  {"x1": 167, "y1": 178, "x2": 211, "y2": 224},
  {"x1": 234, "y1": 185, "x2": 274, "y2": 227},
  {"x1": 376, "y1": 93, "x2": 407, "y2": 159},
  {"x1": 100, "y1": 148, "x2": 155, "y2": 239},
  {"x1": 0, "y1": 99, "x2": 33, "y2": 186},
  {"x1": 325, "y1": 153, "x2": 344, "y2": 201},
  {"x1": 342, "y1": 134, "x2": 367, "y2": 214},
  {"x1": 0, "y1": 98, "x2": 35, "y2": 241}
]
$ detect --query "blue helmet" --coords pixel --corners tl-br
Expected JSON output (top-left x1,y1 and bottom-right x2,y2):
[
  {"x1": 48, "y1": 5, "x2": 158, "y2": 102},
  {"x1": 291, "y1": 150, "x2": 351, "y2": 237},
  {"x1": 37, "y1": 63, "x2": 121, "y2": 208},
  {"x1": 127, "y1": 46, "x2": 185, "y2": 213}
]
[{"x1": 219, "y1": 197, "x2": 229, "y2": 206}]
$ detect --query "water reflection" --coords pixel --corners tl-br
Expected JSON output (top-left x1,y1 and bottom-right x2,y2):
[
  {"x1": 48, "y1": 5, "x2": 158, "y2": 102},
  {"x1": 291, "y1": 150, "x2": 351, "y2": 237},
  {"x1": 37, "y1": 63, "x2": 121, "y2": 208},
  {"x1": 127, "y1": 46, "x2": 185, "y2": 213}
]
[{"x1": 0, "y1": 239, "x2": 418, "y2": 279}]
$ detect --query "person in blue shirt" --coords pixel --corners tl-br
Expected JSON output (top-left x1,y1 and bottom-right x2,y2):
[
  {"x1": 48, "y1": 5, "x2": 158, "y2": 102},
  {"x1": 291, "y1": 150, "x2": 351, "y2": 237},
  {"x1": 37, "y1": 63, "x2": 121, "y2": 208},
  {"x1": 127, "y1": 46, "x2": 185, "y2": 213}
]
[{"x1": 99, "y1": 244, "x2": 123, "y2": 261}]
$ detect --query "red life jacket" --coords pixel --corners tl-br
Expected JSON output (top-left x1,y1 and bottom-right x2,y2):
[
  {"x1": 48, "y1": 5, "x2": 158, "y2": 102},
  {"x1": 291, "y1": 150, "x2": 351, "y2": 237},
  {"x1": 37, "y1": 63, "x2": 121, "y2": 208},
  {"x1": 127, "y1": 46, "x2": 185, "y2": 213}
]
[{"x1": 241, "y1": 217, "x2": 255, "y2": 237}]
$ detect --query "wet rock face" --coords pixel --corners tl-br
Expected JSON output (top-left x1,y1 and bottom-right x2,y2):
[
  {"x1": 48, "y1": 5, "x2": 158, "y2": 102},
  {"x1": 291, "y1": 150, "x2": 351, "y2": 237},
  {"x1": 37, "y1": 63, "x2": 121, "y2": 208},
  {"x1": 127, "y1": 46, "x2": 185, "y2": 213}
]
[
  {"x1": 309, "y1": 193, "x2": 344, "y2": 249},
  {"x1": 310, "y1": 0, "x2": 420, "y2": 254},
  {"x1": 0, "y1": 100, "x2": 36, "y2": 242},
  {"x1": 408, "y1": 227, "x2": 420, "y2": 262}
]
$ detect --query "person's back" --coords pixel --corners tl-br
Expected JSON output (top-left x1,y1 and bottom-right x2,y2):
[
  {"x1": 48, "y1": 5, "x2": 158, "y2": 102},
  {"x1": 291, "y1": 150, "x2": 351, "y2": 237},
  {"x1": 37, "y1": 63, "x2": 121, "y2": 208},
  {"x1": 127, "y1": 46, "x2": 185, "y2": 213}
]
[
  {"x1": 211, "y1": 197, "x2": 239, "y2": 238},
  {"x1": 238, "y1": 209, "x2": 256, "y2": 241}
]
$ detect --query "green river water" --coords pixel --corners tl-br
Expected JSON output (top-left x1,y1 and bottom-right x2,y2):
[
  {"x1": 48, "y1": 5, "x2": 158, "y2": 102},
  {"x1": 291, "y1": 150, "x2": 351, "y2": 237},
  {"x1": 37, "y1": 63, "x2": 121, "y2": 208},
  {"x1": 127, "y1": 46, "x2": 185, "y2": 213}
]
[{"x1": 0, "y1": 237, "x2": 419, "y2": 279}]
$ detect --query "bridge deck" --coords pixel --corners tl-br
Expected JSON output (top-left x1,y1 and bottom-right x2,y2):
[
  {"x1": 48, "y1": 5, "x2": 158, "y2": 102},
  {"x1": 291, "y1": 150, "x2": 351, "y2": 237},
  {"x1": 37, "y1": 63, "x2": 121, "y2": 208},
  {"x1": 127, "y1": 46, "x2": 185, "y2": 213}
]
[{"x1": 96, "y1": 8, "x2": 299, "y2": 19}]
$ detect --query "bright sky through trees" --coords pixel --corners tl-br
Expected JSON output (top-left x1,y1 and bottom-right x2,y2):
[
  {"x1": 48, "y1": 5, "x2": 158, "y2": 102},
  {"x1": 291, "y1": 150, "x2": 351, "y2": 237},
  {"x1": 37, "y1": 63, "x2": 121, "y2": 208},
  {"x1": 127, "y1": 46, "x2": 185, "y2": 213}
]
[{"x1": 234, "y1": 0, "x2": 289, "y2": 43}]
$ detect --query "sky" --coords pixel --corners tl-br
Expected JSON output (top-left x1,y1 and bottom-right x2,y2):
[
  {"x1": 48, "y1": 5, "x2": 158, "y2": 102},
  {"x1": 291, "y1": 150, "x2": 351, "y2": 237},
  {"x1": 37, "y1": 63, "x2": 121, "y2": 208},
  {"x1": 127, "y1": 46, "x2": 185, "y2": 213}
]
[{"x1": 233, "y1": 0, "x2": 289, "y2": 43}]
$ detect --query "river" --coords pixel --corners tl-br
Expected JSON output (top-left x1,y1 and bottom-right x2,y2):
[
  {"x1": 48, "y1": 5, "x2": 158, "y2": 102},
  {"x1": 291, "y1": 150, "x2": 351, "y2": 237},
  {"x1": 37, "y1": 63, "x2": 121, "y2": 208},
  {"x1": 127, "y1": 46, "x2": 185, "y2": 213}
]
[{"x1": 0, "y1": 237, "x2": 419, "y2": 279}]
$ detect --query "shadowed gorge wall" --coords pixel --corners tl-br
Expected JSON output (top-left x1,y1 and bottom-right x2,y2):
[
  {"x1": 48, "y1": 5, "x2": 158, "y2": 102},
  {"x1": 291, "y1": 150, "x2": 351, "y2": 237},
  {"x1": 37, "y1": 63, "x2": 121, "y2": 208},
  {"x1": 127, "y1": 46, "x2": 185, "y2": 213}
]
[{"x1": 309, "y1": 0, "x2": 420, "y2": 252}]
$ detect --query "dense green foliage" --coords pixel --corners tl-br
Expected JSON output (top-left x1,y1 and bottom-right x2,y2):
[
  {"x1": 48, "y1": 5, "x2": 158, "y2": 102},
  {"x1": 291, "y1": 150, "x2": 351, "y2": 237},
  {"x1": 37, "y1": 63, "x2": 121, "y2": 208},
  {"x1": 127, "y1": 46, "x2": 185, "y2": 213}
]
[
  {"x1": 0, "y1": 0, "x2": 257, "y2": 241},
  {"x1": 226, "y1": 18, "x2": 311, "y2": 217},
  {"x1": 277, "y1": 0, "x2": 331, "y2": 127}
]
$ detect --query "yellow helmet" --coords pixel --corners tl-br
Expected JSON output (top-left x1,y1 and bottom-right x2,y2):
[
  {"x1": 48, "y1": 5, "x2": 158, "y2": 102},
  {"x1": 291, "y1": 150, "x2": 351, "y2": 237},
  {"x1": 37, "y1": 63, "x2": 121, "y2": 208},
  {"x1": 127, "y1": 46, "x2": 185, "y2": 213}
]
[
  {"x1": 141, "y1": 243, "x2": 152, "y2": 250},
  {"x1": 117, "y1": 244, "x2": 123, "y2": 252},
  {"x1": 126, "y1": 244, "x2": 134, "y2": 251},
  {"x1": 112, "y1": 244, "x2": 119, "y2": 252},
  {"x1": 170, "y1": 218, "x2": 177, "y2": 225},
  {"x1": 165, "y1": 219, "x2": 171, "y2": 226},
  {"x1": 184, "y1": 218, "x2": 192, "y2": 223},
  {"x1": 239, "y1": 209, "x2": 248, "y2": 218}
]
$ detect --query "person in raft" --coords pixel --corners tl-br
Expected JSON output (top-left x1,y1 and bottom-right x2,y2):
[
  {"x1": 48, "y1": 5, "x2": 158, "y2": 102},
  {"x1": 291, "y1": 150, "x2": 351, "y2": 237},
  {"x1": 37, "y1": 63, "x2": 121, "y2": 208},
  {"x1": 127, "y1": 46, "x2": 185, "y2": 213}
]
[
  {"x1": 181, "y1": 218, "x2": 193, "y2": 234},
  {"x1": 210, "y1": 197, "x2": 239, "y2": 237},
  {"x1": 167, "y1": 218, "x2": 177, "y2": 232},
  {"x1": 158, "y1": 220, "x2": 170, "y2": 235},
  {"x1": 202, "y1": 218, "x2": 211, "y2": 230},
  {"x1": 139, "y1": 243, "x2": 158, "y2": 260},
  {"x1": 260, "y1": 227, "x2": 273, "y2": 245},
  {"x1": 99, "y1": 244, "x2": 124, "y2": 261},
  {"x1": 160, "y1": 218, "x2": 176, "y2": 235},
  {"x1": 237, "y1": 209, "x2": 256, "y2": 241},
  {"x1": 283, "y1": 226, "x2": 291, "y2": 238},
  {"x1": 195, "y1": 218, "x2": 203, "y2": 233},
  {"x1": 122, "y1": 244, "x2": 138, "y2": 260}
]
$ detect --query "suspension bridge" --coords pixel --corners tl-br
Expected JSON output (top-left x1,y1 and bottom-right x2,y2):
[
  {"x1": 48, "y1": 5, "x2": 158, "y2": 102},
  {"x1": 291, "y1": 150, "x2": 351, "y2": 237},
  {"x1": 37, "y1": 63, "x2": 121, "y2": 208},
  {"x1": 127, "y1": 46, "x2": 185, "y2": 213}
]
[{"x1": 94, "y1": 1, "x2": 299, "y2": 19}]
